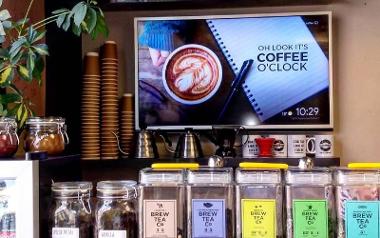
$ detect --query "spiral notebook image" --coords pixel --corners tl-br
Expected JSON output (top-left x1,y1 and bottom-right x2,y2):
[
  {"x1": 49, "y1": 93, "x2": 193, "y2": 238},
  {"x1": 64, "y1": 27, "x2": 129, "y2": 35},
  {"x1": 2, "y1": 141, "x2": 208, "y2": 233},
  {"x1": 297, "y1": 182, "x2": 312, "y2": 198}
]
[{"x1": 207, "y1": 16, "x2": 329, "y2": 122}]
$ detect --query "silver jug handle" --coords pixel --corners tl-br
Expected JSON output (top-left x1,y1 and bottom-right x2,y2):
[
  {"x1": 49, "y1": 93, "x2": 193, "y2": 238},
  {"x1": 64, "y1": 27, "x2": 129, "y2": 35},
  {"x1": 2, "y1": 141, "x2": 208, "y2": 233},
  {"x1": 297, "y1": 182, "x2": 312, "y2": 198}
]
[
  {"x1": 112, "y1": 131, "x2": 130, "y2": 156},
  {"x1": 157, "y1": 133, "x2": 175, "y2": 153},
  {"x1": 233, "y1": 126, "x2": 249, "y2": 147}
]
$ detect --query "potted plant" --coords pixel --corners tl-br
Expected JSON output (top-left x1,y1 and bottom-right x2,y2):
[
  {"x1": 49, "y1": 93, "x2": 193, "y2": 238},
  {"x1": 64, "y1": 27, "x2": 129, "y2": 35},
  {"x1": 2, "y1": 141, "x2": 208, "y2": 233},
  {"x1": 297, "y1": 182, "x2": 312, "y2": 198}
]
[{"x1": 0, "y1": 0, "x2": 108, "y2": 129}]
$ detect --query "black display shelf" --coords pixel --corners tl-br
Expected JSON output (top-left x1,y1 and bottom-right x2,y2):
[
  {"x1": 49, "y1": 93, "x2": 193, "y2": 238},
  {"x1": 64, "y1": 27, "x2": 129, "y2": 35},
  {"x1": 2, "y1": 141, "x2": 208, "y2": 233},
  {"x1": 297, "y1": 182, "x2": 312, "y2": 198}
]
[
  {"x1": 101, "y1": 0, "x2": 332, "y2": 11},
  {"x1": 80, "y1": 156, "x2": 340, "y2": 168},
  {"x1": 79, "y1": 155, "x2": 340, "y2": 182}
]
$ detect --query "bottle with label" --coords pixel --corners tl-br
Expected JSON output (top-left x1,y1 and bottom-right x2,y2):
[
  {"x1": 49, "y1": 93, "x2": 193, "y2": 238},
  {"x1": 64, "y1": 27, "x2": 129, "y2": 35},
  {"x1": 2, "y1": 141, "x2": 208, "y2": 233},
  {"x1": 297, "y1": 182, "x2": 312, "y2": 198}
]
[
  {"x1": 335, "y1": 164, "x2": 380, "y2": 238},
  {"x1": 139, "y1": 165, "x2": 189, "y2": 238},
  {"x1": 50, "y1": 182, "x2": 93, "y2": 238},
  {"x1": 235, "y1": 163, "x2": 288, "y2": 238},
  {"x1": 285, "y1": 168, "x2": 336, "y2": 238},
  {"x1": 187, "y1": 167, "x2": 234, "y2": 238},
  {"x1": 95, "y1": 181, "x2": 138, "y2": 238}
]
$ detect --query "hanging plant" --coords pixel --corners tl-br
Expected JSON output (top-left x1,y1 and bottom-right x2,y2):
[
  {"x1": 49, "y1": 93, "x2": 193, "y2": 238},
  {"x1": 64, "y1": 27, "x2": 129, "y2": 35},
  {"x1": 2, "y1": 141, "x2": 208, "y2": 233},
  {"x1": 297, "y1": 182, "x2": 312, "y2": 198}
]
[{"x1": 0, "y1": 0, "x2": 108, "y2": 129}]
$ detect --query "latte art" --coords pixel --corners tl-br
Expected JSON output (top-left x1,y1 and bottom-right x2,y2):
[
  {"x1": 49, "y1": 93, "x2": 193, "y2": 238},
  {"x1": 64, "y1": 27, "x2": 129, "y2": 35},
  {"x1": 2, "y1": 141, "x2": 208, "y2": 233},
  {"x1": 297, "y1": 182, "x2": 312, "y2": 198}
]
[{"x1": 165, "y1": 47, "x2": 220, "y2": 102}]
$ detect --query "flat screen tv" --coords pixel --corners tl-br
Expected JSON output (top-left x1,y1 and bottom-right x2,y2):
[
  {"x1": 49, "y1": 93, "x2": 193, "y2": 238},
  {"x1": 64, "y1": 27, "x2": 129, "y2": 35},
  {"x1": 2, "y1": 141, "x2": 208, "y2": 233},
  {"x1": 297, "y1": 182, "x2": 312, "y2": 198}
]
[{"x1": 135, "y1": 12, "x2": 333, "y2": 130}]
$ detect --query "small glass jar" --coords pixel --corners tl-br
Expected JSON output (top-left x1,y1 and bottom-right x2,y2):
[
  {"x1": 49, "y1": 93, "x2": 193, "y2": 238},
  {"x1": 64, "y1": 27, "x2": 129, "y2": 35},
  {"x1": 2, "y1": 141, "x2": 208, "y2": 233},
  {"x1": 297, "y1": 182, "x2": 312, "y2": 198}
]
[
  {"x1": 139, "y1": 168, "x2": 186, "y2": 238},
  {"x1": 335, "y1": 168, "x2": 380, "y2": 238},
  {"x1": 235, "y1": 166, "x2": 284, "y2": 238},
  {"x1": 50, "y1": 182, "x2": 93, "y2": 238},
  {"x1": 285, "y1": 168, "x2": 336, "y2": 238},
  {"x1": 0, "y1": 117, "x2": 18, "y2": 158},
  {"x1": 95, "y1": 181, "x2": 138, "y2": 238},
  {"x1": 24, "y1": 117, "x2": 69, "y2": 155},
  {"x1": 187, "y1": 167, "x2": 234, "y2": 238}
]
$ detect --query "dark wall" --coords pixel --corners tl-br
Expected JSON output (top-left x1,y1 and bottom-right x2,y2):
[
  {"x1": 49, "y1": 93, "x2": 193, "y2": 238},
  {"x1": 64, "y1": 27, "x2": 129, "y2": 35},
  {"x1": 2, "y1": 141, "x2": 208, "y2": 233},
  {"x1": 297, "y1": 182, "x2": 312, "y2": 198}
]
[{"x1": 45, "y1": 0, "x2": 83, "y2": 154}]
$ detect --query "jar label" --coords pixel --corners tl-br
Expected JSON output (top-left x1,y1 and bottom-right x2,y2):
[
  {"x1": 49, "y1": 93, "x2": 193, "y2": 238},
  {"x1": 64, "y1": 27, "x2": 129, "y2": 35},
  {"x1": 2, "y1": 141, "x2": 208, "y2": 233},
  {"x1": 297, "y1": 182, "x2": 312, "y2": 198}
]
[
  {"x1": 192, "y1": 199, "x2": 226, "y2": 238},
  {"x1": 345, "y1": 201, "x2": 379, "y2": 238},
  {"x1": 293, "y1": 200, "x2": 328, "y2": 238},
  {"x1": 241, "y1": 199, "x2": 276, "y2": 238},
  {"x1": 98, "y1": 230, "x2": 126, "y2": 238},
  {"x1": 143, "y1": 199, "x2": 177, "y2": 238},
  {"x1": 52, "y1": 228, "x2": 79, "y2": 238}
]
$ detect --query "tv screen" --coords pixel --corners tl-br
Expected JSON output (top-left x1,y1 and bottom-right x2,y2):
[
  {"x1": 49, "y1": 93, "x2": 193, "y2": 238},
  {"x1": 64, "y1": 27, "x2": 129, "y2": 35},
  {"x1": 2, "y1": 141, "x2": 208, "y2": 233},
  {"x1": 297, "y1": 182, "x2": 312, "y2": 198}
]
[{"x1": 135, "y1": 12, "x2": 333, "y2": 130}]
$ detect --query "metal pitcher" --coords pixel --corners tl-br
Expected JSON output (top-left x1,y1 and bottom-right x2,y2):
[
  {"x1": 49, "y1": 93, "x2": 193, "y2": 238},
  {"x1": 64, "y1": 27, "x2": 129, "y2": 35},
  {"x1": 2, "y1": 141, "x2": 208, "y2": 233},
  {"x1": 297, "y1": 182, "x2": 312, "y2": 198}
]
[{"x1": 174, "y1": 128, "x2": 203, "y2": 159}]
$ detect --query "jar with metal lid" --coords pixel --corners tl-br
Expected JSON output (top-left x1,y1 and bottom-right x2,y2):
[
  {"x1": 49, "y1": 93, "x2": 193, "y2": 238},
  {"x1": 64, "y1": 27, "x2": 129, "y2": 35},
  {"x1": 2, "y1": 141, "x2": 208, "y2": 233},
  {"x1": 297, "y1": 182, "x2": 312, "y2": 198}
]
[
  {"x1": 50, "y1": 182, "x2": 93, "y2": 238},
  {"x1": 285, "y1": 168, "x2": 336, "y2": 238},
  {"x1": 0, "y1": 117, "x2": 18, "y2": 158},
  {"x1": 187, "y1": 167, "x2": 234, "y2": 238},
  {"x1": 139, "y1": 167, "x2": 186, "y2": 238},
  {"x1": 335, "y1": 166, "x2": 380, "y2": 238},
  {"x1": 95, "y1": 180, "x2": 138, "y2": 238},
  {"x1": 24, "y1": 117, "x2": 69, "y2": 155},
  {"x1": 235, "y1": 163, "x2": 287, "y2": 238}
]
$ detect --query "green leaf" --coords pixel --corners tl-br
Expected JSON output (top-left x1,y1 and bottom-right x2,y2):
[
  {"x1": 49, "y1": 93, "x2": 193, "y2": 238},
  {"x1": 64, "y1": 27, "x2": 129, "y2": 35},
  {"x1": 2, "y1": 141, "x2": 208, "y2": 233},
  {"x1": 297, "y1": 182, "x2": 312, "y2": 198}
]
[
  {"x1": 32, "y1": 56, "x2": 44, "y2": 85},
  {"x1": 27, "y1": 26, "x2": 37, "y2": 43},
  {"x1": 32, "y1": 30, "x2": 45, "y2": 43},
  {"x1": 32, "y1": 44, "x2": 49, "y2": 56},
  {"x1": 0, "y1": 48, "x2": 9, "y2": 58},
  {"x1": 73, "y1": 2, "x2": 87, "y2": 27},
  {"x1": 0, "y1": 23, "x2": 5, "y2": 36},
  {"x1": 56, "y1": 14, "x2": 66, "y2": 28},
  {"x1": 52, "y1": 8, "x2": 69, "y2": 15},
  {"x1": 0, "y1": 67, "x2": 13, "y2": 84},
  {"x1": 20, "y1": 104, "x2": 28, "y2": 128},
  {"x1": 27, "y1": 51, "x2": 36, "y2": 75},
  {"x1": 90, "y1": 12, "x2": 109, "y2": 39},
  {"x1": 85, "y1": 7, "x2": 97, "y2": 33},
  {"x1": 17, "y1": 65, "x2": 30, "y2": 81},
  {"x1": 2, "y1": 109, "x2": 8, "y2": 117},
  {"x1": 2, "y1": 20, "x2": 12, "y2": 29},
  {"x1": 0, "y1": 10, "x2": 11, "y2": 21},
  {"x1": 72, "y1": 23, "x2": 81, "y2": 36},
  {"x1": 16, "y1": 103, "x2": 23, "y2": 120},
  {"x1": 62, "y1": 14, "x2": 72, "y2": 31},
  {"x1": 0, "y1": 93, "x2": 21, "y2": 104},
  {"x1": 9, "y1": 37, "x2": 27, "y2": 59},
  {"x1": 10, "y1": 51, "x2": 23, "y2": 65}
]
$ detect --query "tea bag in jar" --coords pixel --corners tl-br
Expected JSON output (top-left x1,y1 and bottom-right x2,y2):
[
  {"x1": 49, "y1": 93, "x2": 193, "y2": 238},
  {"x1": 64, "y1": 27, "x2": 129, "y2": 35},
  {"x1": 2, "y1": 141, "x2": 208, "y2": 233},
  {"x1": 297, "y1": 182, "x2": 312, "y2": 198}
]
[
  {"x1": 139, "y1": 163, "x2": 198, "y2": 238},
  {"x1": 187, "y1": 167, "x2": 234, "y2": 238},
  {"x1": 285, "y1": 168, "x2": 336, "y2": 238},
  {"x1": 335, "y1": 164, "x2": 380, "y2": 238},
  {"x1": 235, "y1": 163, "x2": 288, "y2": 238},
  {"x1": 95, "y1": 180, "x2": 138, "y2": 238}
]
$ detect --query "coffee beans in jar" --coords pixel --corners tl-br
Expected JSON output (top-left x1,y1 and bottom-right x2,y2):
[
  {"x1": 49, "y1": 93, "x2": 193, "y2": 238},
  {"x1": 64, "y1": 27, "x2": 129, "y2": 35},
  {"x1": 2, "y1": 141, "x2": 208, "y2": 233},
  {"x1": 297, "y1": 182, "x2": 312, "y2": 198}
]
[
  {"x1": 50, "y1": 182, "x2": 93, "y2": 238},
  {"x1": 0, "y1": 117, "x2": 18, "y2": 158},
  {"x1": 24, "y1": 117, "x2": 69, "y2": 155},
  {"x1": 95, "y1": 181, "x2": 138, "y2": 238}
]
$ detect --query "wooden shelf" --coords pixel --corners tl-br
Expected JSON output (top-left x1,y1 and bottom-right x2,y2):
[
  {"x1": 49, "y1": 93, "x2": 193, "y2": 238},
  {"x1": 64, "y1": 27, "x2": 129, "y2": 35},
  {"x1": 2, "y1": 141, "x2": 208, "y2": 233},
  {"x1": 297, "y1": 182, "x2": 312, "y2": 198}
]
[{"x1": 101, "y1": 0, "x2": 332, "y2": 11}]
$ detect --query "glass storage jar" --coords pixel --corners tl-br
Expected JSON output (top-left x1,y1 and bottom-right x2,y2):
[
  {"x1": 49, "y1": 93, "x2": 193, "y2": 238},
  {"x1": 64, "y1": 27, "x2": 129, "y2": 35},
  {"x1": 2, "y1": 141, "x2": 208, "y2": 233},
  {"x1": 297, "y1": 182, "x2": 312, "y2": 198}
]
[
  {"x1": 95, "y1": 181, "x2": 138, "y2": 238},
  {"x1": 50, "y1": 182, "x2": 93, "y2": 238},
  {"x1": 0, "y1": 117, "x2": 18, "y2": 158},
  {"x1": 235, "y1": 163, "x2": 287, "y2": 238},
  {"x1": 187, "y1": 167, "x2": 234, "y2": 238},
  {"x1": 24, "y1": 117, "x2": 69, "y2": 155},
  {"x1": 335, "y1": 166, "x2": 380, "y2": 238},
  {"x1": 285, "y1": 168, "x2": 336, "y2": 238},
  {"x1": 139, "y1": 167, "x2": 186, "y2": 238}
]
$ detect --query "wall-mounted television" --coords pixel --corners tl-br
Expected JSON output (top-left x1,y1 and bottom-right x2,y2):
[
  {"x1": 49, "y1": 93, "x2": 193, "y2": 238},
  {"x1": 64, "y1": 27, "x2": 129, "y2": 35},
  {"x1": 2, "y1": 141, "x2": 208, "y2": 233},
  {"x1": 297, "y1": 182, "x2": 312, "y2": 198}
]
[{"x1": 135, "y1": 11, "x2": 333, "y2": 130}]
